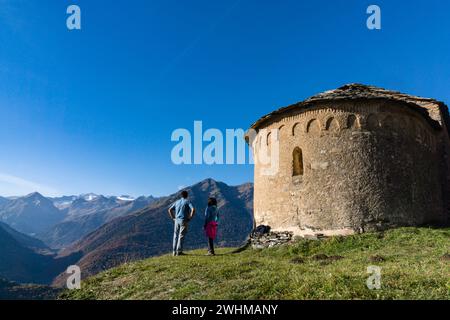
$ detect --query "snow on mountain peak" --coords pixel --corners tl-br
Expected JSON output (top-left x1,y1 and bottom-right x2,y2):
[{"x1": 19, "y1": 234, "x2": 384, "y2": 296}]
[
  {"x1": 82, "y1": 193, "x2": 99, "y2": 201},
  {"x1": 117, "y1": 195, "x2": 135, "y2": 202}
]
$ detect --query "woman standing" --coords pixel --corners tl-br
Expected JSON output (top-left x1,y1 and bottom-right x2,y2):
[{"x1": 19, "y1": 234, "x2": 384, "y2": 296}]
[{"x1": 204, "y1": 197, "x2": 219, "y2": 256}]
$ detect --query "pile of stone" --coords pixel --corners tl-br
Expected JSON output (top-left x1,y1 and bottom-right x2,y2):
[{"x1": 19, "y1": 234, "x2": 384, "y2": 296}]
[{"x1": 250, "y1": 225, "x2": 293, "y2": 249}]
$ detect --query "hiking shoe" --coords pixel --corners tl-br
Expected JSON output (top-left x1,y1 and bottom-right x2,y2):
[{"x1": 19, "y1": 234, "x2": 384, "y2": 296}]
[
  {"x1": 173, "y1": 252, "x2": 177, "y2": 256},
  {"x1": 177, "y1": 252, "x2": 186, "y2": 256},
  {"x1": 206, "y1": 252, "x2": 215, "y2": 256}
]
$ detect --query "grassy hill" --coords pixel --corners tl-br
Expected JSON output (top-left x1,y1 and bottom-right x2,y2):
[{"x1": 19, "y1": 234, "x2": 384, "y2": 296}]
[{"x1": 61, "y1": 227, "x2": 450, "y2": 300}]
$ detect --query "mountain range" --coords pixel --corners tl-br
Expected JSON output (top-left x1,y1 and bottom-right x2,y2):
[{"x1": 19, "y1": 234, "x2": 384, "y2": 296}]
[
  {"x1": 0, "y1": 192, "x2": 156, "y2": 248},
  {"x1": 39, "y1": 194, "x2": 156, "y2": 249},
  {"x1": 0, "y1": 193, "x2": 64, "y2": 235},
  {"x1": 0, "y1": 179, "x2": 254, "y2": 288}
]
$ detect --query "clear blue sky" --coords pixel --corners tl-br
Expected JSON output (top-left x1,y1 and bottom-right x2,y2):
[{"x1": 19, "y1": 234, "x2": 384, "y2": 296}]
[{"x1": 0, "y1": 0, "x2": 449, "y2": 197}]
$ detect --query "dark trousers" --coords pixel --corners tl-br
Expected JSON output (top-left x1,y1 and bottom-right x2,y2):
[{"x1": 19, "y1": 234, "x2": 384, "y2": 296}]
[{"x1": 208, "y1": 237, "x2": 215, "y2": 254}]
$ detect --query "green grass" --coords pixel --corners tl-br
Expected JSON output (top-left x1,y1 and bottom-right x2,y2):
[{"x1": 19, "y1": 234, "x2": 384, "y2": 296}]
[{"x1": 61, "y1": 227, "x2": 450, "y2": 300}]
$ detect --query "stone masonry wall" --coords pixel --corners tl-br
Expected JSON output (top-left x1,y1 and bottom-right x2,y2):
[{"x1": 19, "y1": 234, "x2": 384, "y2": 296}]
[{"x1": 253, "y1": 100, "x2": 445, "y2": 236}]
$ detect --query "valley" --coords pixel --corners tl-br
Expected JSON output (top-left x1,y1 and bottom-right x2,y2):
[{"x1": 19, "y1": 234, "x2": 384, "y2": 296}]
[{"x1": 0, "y1": 179, "x2": 254, "y2": 297}]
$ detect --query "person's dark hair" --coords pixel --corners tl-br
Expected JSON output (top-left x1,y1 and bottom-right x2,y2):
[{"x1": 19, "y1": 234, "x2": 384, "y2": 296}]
[
  {"x1": 207, "y1": 197, "x2": 217, "y2": 207},
  {"x1": 181, "y1": 190, "x2": 188, "y2": 199}
]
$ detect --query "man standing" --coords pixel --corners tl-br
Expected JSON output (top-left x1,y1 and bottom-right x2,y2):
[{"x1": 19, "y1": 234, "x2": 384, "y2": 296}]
[{"x1": 168, "y1": 190, "x2": 195, "y2": 256}]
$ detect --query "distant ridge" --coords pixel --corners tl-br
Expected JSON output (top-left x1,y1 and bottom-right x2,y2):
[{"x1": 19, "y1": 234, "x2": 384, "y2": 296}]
[
  {"x1": 0, "y1": 192, "x2": 63, "y2": 235},
  {"x1": 39, "y1": 195, "x2": 156, "y2": 249},
  {"x1": 54, "y1": 179, "x2": 254, "y2": 284},
  {"x1": 0, "y1": 192, "x2": 156, "y2": 248}
]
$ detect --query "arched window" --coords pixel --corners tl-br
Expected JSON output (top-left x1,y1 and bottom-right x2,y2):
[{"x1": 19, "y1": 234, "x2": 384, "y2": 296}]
[{"x1": 293, "y1": 147, "x2": 303, "y2": 177}]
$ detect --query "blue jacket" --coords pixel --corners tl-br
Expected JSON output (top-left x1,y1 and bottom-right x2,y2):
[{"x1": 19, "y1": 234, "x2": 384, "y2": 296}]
[{"x1": 204, "y1": 205, "x2": 219, "y2": 224}]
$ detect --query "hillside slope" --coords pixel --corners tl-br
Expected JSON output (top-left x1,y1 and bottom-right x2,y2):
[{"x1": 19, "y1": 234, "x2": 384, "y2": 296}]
[
  {"x1": 55, "y1": 179, "x2": 253, "y2": 282},
  {"x1": 0, "y1": 224, "x2": 80, "y2": 284},
  {"x1": 0, "y1": 222, "x2": 52, "y2": 254},
  {"x1": 62, "y1": 228, "x2": 450, "y2": 300},
  {"x1": 0, "y1": 196, "x2": 10, "y2": 207}
]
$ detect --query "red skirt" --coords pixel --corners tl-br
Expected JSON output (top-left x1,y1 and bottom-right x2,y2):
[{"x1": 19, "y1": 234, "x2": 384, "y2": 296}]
[{"x1": 205, "y1": 221, "x2": 218, "y2": 239}]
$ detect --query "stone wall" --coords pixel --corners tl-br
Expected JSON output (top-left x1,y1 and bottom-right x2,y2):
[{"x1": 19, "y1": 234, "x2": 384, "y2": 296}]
[
  {"x1": 250, "y1": 226, "x2": 293, "y2": 249},
  {"x1": 414, "y1": 101, "x2": 450, "y2": 225},
  {"x1": 252, "y1": 100, "x2": 446, "y2": 236}
]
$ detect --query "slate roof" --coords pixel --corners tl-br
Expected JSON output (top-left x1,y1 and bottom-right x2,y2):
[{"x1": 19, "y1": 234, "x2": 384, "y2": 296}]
[{"x1": 249, "y1": 84, "x2": 449, "y2": 132}]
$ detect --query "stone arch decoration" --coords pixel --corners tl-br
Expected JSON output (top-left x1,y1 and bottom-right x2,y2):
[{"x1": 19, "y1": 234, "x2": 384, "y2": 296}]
[
  {"x1": 325, "y1": 117, "x2": 339, "y2": 131},
  {"x1": 347, "y1": 114, "x2": 358, "y2": 129},
  {"x1": 266, "y1": 131, "x2": 272, "y2": 146},
  {"x1": 292, "y1": 147, "x2": 303, "y2": 176},
  {"x1": 399, "y1": 116, "x2": 409, "y2": 131},
  {"x1": 260, "y1": 133, "x2": 265, "y2": 149},
  {"x1": 292, "y1": 122, "x2": 301, "y2": 136},
  {"x1": 278, "y1": 125, "x2": 285, "y2": 139},
  {"x1": 411, "y1": 122, "x2": 419, "y2": 139},
  {"x1": 367, "y1": 114, "x2": 379, "y2": 130},
  {"x1": 416, "y1": 123, "x2": 426, "y2": 142},
  {"x1": 306, "y1": 119, "x2": 320, "y2": 133},
  {"x1": 382, "y1": 115, "x2": 394, "y2": 129},
  {"x1": 259, "y1": 132, "x2": 266, "y2": 149},
  {"x1": 424, "y1": 131, "x2": 431, "y2": 148}
]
